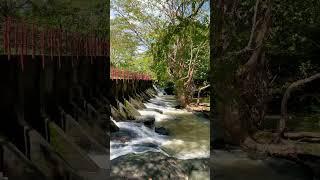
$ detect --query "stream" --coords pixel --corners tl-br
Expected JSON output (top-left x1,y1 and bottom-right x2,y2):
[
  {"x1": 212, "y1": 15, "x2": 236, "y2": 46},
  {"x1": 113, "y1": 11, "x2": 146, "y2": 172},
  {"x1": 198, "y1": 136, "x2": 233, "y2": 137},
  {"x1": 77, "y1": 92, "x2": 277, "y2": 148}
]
[{"x1": 110, "y1": 88, "x2": 210, "y2": 160}]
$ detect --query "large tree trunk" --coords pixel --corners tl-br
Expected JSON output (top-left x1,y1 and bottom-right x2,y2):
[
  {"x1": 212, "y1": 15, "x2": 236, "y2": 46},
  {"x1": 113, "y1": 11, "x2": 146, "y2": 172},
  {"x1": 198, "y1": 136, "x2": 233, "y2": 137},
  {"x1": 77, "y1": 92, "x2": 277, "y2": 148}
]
[
  {"x1": 176, "y1": 80, "x2": 194, "y2": 107},
  {"x1": 279, "y1": 73, "x2": 320, "y2": 136},
  {"x1": 212, "y1": 0, "x2": 272, "y2": 145}
]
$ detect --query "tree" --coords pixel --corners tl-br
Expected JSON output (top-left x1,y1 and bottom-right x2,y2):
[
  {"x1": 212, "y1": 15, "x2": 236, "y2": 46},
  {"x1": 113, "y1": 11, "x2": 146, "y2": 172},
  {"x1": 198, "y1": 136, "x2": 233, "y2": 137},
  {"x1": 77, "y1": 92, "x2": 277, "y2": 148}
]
[
  {"x1": 153, "y1": 17, "x2": 209, "y2": 105},
  {"x1": 111, "y1": 0, "x2": 210, "y2": 104},
  {"x1": 110, "y1": 0, "x2": 160, "y2": 72},
  {"x1": 279, "y1": 73, "x2": 320, "y2": 138},
  {"x1": 211, "y1": 0, "x2": 272, "y2": 144},
  {"x1": 110, "y1": 16, "x2": 140, "y2": 67},
  {"x1": 151, "y1": 0, "x2": 209, "y2": 105}
]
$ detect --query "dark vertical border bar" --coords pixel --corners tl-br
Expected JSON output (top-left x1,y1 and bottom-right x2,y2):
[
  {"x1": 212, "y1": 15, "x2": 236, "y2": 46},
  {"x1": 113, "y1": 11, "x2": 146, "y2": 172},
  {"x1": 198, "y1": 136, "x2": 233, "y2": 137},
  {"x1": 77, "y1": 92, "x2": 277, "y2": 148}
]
[{"x1": 0, "y1": 144, "x2": 3, "y2": 173}]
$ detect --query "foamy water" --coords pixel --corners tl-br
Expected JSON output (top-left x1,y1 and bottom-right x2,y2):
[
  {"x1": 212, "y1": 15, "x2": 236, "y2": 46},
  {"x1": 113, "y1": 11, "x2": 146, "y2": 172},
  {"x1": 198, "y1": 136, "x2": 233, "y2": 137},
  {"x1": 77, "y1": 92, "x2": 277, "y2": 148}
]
[{"x1": 110, "y1": 88, "x2": 209, "y2": 160}]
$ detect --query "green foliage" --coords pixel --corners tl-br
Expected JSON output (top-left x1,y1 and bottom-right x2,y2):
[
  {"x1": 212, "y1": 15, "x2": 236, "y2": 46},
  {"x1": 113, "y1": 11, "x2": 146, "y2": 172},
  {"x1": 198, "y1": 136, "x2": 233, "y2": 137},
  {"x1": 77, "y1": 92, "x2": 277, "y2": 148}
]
[
  {"x1": 111, "y1": 17, "x2": 140, "y2": 66},
  {"x1": 270, "y1": 0, "x2": 320, "y2": 55},
  {"x1": 152, "y1": 12, "x2": 209, "y2": 86},
  {"x1": 111, "y1": 0, "x2": 209, "y2": 97},
  {"x1": 110, "y1": 0, "x2": 160, "y2": 74},
  {"x1": 1, "y1": 0, "x2": 108, "y2": 35},
  {"x1": 268, "y1": 0, "x2": 320, "y2": 93},
  {"x1": 128, "y1": 55, "x2": 153, "y2": 75}
]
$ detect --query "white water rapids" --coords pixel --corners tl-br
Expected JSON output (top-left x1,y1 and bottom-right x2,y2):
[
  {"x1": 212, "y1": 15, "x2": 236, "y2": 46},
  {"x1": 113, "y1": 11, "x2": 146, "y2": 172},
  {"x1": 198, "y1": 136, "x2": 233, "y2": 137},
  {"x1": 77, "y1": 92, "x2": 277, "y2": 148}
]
[{"x1": 110, "y1": 87, "x2": 210, "y2": 160}]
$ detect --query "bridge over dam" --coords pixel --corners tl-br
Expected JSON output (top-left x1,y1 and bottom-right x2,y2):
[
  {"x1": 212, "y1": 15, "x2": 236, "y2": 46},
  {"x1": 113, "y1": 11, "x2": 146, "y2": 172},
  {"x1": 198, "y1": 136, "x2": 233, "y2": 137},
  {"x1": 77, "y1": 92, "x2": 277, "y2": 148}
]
[{"x1": 0, "y1": 18, "x2": 153, "y2": 180}]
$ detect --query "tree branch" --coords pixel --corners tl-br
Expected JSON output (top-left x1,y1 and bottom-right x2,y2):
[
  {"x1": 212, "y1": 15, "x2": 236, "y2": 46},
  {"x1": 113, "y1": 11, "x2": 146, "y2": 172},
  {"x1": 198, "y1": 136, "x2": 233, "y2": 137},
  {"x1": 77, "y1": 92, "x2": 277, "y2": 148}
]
[
  {"x1": 197, "y1": 84, "x2": 210, "y2": 105},
  {"x1": 279, "y1": 73, "x2": 320, "y2": 137}
]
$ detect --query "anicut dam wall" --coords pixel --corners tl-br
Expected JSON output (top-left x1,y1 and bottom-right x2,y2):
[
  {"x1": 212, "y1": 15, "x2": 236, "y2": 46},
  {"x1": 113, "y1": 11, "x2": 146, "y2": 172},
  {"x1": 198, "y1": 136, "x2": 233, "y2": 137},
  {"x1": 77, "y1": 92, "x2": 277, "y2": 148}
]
[{"x1": 0, "y1": 18, "x2": 153, "y2": 180}]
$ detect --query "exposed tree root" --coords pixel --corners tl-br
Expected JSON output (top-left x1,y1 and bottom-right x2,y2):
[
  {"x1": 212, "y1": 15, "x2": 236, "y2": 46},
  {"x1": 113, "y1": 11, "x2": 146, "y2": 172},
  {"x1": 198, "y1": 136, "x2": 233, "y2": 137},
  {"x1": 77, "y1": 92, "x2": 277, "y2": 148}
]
[
  {"x1": 254, "y1": 131, "x2": 320, "y2": 144},
  {"x1": 242, "y1": 135, "x2": 320, "y2": 178},
  {"x1": 284, "y1": 132, "x2": 320, "y2": 139}
]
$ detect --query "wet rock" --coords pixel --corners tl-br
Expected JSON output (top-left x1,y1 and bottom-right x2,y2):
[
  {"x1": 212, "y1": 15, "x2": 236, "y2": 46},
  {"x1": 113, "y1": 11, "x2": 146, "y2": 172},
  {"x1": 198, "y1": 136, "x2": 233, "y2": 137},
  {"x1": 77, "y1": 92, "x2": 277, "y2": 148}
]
[
  {"x1": 175, "y1": 105, "x2": 183, "y2": 109},
  {"x1": 111, "y1": 152, "x2": 209, "y2": 179},
  {"x1": 133, "y1": 143, "x2": 158, "y2": 149},
  {"x1": 155, "y1": 127, "x2": 169, "y2": 135},
  {"x1": 151, "y1": 100, "x2": 166, "y2": 107},
  {"x1": 145, "y1": 108, "x2": 163, "y2": 114},
  {"x1": 111, "y1": 129, "x2": 138, "y2": 142},
  {"x1": 134, "y1": 115, "x2": 155, "y2": 128}
]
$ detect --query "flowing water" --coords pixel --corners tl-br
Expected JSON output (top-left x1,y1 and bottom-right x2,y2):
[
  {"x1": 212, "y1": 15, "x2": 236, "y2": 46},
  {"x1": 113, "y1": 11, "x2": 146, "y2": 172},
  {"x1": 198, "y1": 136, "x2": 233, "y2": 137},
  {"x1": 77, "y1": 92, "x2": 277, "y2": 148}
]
[
  {"x1": 110, "y1": 89, "x2": 318, "y2": 180},
  {"x1": 110, "y1": 89, "x2": 210, "y2": 160}
]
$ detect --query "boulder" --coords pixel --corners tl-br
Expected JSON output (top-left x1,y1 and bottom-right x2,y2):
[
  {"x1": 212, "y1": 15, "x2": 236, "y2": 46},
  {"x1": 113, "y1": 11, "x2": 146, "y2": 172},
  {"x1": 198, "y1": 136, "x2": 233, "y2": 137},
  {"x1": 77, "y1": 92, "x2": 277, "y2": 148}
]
[
  {"x1": 134, "y1": 115, "x2": 155, "y2": 128},
  {"x1": 111, "y1": 129, "x2": 138, "y2": 142},
  {"x1": 111, "y1": 152, "x2": 209, "y2": 179},
  {"x1": 155, "y1": 127, "x2": 170, "y2": 135}
]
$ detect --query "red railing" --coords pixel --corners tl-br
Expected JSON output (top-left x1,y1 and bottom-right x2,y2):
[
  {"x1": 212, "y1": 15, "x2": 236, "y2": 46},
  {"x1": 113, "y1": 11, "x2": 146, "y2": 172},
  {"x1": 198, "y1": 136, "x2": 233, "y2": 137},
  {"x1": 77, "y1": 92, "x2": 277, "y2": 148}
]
[
  {"x1": 1, "y1": 17, "x2": 109, "y2": 70},
  {"x1": 1, "y1": 18, "x2": 151, "y2": 81},
  {"x1": 110, "y1": 67, "x2": 152, "y2": 80}
]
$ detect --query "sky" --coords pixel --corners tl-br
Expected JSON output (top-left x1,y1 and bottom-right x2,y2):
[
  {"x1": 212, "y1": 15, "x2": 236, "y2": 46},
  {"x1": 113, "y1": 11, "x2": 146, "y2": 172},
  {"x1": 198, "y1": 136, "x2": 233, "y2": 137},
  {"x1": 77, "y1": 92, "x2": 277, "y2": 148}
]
[{"x1": 111, "y1": 9, "x2": 116, "y2": 19}]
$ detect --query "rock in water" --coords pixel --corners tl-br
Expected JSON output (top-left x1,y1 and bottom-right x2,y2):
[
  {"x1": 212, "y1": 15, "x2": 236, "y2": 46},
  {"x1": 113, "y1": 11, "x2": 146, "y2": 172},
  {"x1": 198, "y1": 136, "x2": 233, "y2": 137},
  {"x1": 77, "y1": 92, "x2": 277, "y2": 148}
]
[
  {"x1": 111, "y1": 152, "x2": 209, "y2": 179},
  {"x1": 111, "y1": 129, "x2": 138, "y2": 142},
  {"x1": 155, "y1": 127, "x2": 170, "y2": 135},
  {"x1": 145, "y1": 108, "x2": 164, "y2": 114},
  {"x1": 134, "y1": 115, "x2": 155, "y2": 128}
]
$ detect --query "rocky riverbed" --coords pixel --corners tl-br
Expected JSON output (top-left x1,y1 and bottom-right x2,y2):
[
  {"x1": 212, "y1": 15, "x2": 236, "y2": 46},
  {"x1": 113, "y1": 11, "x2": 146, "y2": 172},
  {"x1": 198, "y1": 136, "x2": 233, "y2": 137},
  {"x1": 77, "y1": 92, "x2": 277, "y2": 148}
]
[{"x1": 111, "y1": 152, "x2": 209, "y2": 179}]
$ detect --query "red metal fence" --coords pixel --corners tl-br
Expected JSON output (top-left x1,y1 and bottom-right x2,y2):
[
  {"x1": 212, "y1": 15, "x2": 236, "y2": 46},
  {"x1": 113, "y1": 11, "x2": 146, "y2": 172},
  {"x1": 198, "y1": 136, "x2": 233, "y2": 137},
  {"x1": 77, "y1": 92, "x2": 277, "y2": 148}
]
[
  {"x1": 1, "y1": 17, "x2": 152, "y2": 80},
  {"x1": 110, "y1": 67, "x2": 152, "y2": 80},
  {"x1": 1, "y1": 17, "x2": 109, "y2": 69}
]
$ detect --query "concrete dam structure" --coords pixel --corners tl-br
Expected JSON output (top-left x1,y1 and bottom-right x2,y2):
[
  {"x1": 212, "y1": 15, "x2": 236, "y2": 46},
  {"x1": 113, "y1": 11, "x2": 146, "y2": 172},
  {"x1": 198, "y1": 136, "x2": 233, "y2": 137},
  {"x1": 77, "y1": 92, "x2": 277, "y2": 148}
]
[{"x1": 0, "y1": 18, "x2": 153, "y2": 179}]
